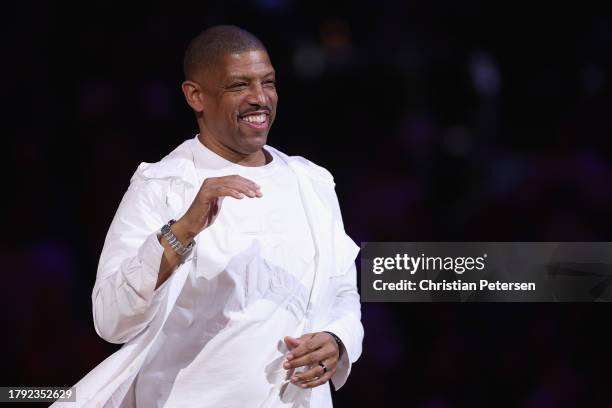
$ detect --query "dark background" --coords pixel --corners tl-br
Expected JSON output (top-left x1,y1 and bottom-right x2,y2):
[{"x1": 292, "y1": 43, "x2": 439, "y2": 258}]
[{"x1": 4, "y1": 1, "x2": 612, "y2": 407}]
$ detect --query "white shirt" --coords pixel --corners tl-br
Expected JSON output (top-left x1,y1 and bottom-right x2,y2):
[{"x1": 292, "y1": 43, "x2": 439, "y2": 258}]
[{"x1": 135, "y1": 140, "x2": 318, "y2": 407}]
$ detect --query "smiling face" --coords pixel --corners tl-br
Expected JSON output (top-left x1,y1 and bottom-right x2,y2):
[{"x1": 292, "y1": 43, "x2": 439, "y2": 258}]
[{"x1": 184, "y1": 50, "x2": 277, "y2": 158}]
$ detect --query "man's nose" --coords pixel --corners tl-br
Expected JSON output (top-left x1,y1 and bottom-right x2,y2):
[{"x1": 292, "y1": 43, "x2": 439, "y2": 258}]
[{"x1": 247, "y1": 83, "x2": 268, "y2": 106}]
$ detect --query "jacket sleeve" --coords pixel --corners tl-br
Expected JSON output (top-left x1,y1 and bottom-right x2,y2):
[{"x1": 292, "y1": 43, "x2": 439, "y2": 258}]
[
  {"x1": 92, "y1": 169, "x2": 173, "y2": 344},
  {"x1": 314, "y1": 172, "x2": 363, "y2": 390},
  {"x1": 321, "y1": 261, "x2": 363, "y2": 390}
]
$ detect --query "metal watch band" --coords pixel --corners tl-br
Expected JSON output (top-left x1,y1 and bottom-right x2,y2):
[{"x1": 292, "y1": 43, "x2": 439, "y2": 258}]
[
  {"x1": 160, "y1": 219, "x2": 194, "y2": 256},
  {"x1": 324, "y1": 331, "x2": 344, "y2": 358}
]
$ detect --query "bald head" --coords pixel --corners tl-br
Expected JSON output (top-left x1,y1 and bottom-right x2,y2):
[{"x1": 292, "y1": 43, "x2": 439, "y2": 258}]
[{"x1": 183, "y1": 25, "x2": 267, "y2": 80}]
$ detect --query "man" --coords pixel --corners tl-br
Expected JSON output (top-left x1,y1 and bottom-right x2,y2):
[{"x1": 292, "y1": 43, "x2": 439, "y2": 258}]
[{"x1": 56, "y1": 25, "x2": 362, "y2": 407}]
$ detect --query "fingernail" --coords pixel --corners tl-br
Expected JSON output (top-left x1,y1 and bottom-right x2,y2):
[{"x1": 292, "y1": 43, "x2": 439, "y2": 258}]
[
  {"x1": 300, "y1": 384, "x2": 307, "y2": 388},
  {"x1": 287, "y1": 354, "x2": 293, "y2": 360},
  {"x1": 290, "y1": 376, "x2": 298, "y2": 382},
  {"x1": 283, "y1": 362, "x2": 290, "y2": 369}
]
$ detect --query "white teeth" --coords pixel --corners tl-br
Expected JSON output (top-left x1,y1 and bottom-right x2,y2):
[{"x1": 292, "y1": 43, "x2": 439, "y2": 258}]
[{"x1": 242, "y1": 114, "x2": 266, "y2": 124}]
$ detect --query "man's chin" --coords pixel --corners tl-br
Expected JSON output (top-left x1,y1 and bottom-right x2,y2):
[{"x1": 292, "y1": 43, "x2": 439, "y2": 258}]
[{"x1": 239, "y1": 132, "x2": 269, "y2": 152}]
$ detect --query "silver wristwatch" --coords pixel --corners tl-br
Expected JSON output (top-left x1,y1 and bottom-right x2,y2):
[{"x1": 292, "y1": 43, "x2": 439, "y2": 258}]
[{"x1": 160, "y1": 219, "x2": 195, "y2": 256}]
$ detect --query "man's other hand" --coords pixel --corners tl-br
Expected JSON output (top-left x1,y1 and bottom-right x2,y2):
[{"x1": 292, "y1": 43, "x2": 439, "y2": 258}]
[{"x1": 283, "y1": 332, "x2": 340, "y2": 389}]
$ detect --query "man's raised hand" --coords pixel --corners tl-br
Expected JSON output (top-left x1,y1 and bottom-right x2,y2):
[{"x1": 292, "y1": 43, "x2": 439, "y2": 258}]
[
  {"x1": 155, "y1": 175, "x2": 260, "y2": 289},
  {"x1": 173, "y1": 175, "x2": 262, "y2": 242}
]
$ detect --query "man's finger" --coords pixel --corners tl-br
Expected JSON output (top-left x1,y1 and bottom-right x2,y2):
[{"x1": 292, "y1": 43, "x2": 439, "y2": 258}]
[
  {"x1": 214, "y1": 186, "x2": 248, "y2": 200},
  {"x1": 299, "y1": 370, "x2": 333, "y2": 389},
  {"x1": 285, "y1": 339, "x2": 339, "y2": 369},
  {"x1": 204, "y1": 184, "x2": 257, "y2": 200},
  {"x1": 284, "y1": 349, "x2": 327, "y2": 369},
  {"x1": 225, "y1": 174, "x2": 261, "y2": 189},
  {"x1": 222, "y1": 176, "x2": 262, "y2": 195},
  {"x1": 283, "y1": 336, "x2": 303, "y2": 350},
  {"x1": 203, "y1": 177, "x2": 262, "y2": 199},
  {"x1": 289, "y1": 363, "x2": 325, "y2": 384},
  {"x1": 224, "y1": 179, "x2": 262, "y2": 197},
  {"x1": 286, "y1": 333, "x2": 324, "y2": 361},
  {"x1": 217, "y1": 182, "x2": 258, "y2": 198}
]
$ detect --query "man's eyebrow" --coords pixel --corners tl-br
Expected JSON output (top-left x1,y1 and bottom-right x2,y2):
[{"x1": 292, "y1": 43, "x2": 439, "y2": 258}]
[
  {"x1": 226, "y1": 75, "x2": 251, "y2": 82},
  {"x1": 226, "y1": 71, "x2": 276, "y2": 82}
]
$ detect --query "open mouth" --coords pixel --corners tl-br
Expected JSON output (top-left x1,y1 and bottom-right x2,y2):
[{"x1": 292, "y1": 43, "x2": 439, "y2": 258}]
[{"x1": 238, "y1": 112, "x2": 270, "y2": 130}]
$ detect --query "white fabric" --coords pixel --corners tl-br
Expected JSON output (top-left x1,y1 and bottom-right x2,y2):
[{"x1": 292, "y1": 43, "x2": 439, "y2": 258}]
[
  {"x1": 135, "y1": 140, "x2": 318, "y2": 407},
  {"x1": 52, "y1": 136, "x2": 362, "y2": 408}
]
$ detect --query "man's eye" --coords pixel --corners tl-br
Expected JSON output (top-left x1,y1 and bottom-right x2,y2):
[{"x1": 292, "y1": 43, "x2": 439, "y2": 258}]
[
  {"x1": 229, "y1": 83, "x2": 248, "y2": 89},
  {"x1": 263, "y1": 80, "x2": 276, "y2": 88}
]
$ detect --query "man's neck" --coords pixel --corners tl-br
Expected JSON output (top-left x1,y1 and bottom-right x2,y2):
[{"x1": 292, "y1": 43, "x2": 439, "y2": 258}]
[{"x1": 198, "y1": 134, "x2": 268, "y2": 167}]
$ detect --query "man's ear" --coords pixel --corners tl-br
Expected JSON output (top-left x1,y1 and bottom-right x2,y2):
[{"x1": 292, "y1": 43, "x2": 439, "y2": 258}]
[{"x1": 181, "y1": 80, "x2": 205, "y2": 113}]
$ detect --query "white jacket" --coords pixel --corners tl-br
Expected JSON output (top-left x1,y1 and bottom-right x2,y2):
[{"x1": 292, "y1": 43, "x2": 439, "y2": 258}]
[{"x1": 54, "y1": 138, "x2": 363, "y2": 407}]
